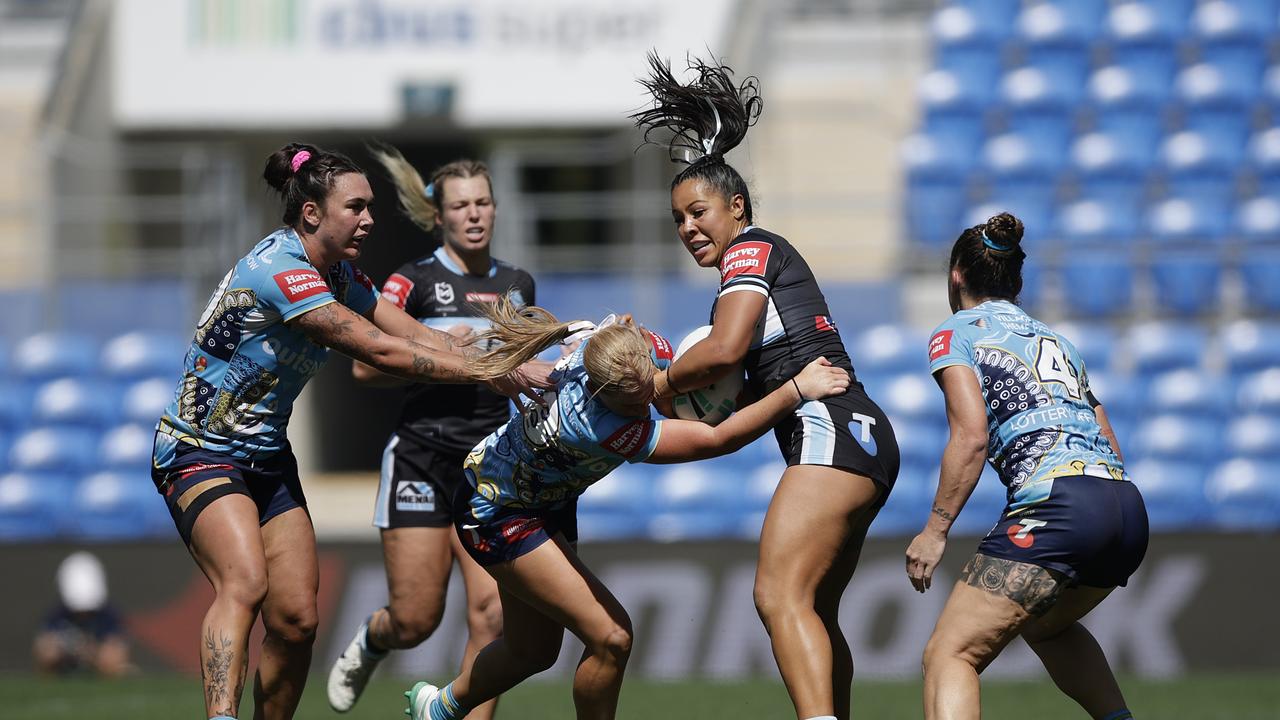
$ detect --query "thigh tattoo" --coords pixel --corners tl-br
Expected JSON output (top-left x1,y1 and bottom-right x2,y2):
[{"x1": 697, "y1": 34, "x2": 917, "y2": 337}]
[{"x1": 960, "y1": 554, "x2": 1068, "y2": 616}]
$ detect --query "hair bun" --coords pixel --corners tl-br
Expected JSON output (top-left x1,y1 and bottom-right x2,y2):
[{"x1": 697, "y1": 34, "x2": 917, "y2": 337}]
[
  {"x1": 983, "y1": 212, "x2": 1024, "y2": 253},
  {"x1": 263, "y1": 142, "x2": 318, "y2": 193}
]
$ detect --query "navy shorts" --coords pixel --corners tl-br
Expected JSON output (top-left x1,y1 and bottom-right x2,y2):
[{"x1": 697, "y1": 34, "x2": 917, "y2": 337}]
[
  {"x1": 151, "y1": 440, "x2": 306, "y2": 545},
  {"x1": 374, "y1": 434, "x2": 466, "y2": 529},
  {"x1": 977, "y1": 475, "x2": 1149, "y2": 588},
  {"x1": 774, "y1": 387, "x2": 900, "y2": 503},
  {"x1": 453, "y1": 480, "x2": 578, "y2": 567}
]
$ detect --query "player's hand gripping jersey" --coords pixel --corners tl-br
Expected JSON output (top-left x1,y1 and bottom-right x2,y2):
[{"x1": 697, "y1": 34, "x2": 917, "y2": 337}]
[
  {"x1": 155, "y1": 227, "x2": 378, "y2": 462},
  {"x1": 379, "y1": 247, "x2": 535, "y2": 453},
  {"x1": 714, "y1": 227, "x2": 856, "y2": 395},
  {"x1": 928, "y1": 300, "x2": 1127, "y2": 511},
  {"x1": 461, "y1": 328, "x2": 662, "y2": 524}
]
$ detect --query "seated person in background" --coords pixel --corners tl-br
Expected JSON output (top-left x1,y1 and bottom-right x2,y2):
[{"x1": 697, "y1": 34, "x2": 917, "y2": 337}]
[{"x1": 33, "y1": 551, "x2": 132, "y2": 677}]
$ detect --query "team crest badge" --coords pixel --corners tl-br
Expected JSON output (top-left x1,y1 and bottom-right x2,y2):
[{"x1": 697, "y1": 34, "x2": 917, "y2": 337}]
[{"x1": 434, "y1": 281, "x2": 455, "y2": 305}]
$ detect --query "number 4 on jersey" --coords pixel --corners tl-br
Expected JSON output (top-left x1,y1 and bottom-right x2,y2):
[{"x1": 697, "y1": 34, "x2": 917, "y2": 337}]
[{"x1": 1035, "y1": 337, "x2": 1081, "y2": 399}]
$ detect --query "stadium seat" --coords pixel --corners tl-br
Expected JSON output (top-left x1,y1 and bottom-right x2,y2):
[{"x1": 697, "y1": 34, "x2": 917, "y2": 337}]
[
  {"x1": 1091, "y1": 106, "x2": 1168, "y2": 165},
  {"x1": 1149, "y1": 250, "x2": 1223, "y2": 316},
  {"x1": 1147, "y1": 195, "x2": 1231, "y2": 245},
  {"x1": 1206, "y1": 458, "x2": 1280, "y2": 530},
  {"x1": 1127, "y1": 459, "x2": 1211, "y2": 530},
  {"x1": 647, "y1": 509, "x2": 739, "y2": 542},
  {"x1": 120, "y1": 376, "x2": 172, "y2": 425},
  {"x1": 1106, "y1": 0, "x2": 1193, "y2": 46},
  {"x1": 575, "y1": 463, "x2": 654, "y2": 515},
  {"x1": 1144, "y1": 368, "x2": 1231, "y2": 418},
  {"x1": 868, "y1": 465, "x2": 931, "y2": 538},
  {"x1": 0, "y1": 472, "x2": 67, "y2": 541},
  {"x1": 1126, "y1": 322, "x2": 1207, "y2": 373},
  {"x1": 67, "y1": 470, "x2": 167, "y2": 541},
  {"x1": 891, "y1": 416, "x2": 947, "y2": 468},
  {"x1": 1070, "y1": 129, "x2": 1154, "y2": 189},
  {"x1": 1056, "y1": 195, "x2": 1143, "y2": 245},
  {"x1": 1052, "y1": 323, "x2": 1117, "y2": 374},
  {"x1": 880, "y1": 374, "x2": 946, "y2": 424},
  {"x1": 1132, "y1": 414, "x2": 1220, "y2": 464},
  {"x1": 1234, "y1": 367, "x2": 1280, "y2": 415},
  {"x1": 0, "y1": 380, "x2": 32, "y2": 431},
  {"x1": 998, "y1": 67, "x2": 1078, "y2": 149},
  {"x1": 100, "y1": 331, "x2": 187, "y2": 380},
  {"x1": 1059, "y1": 252, "x2": 1135, "y2": 317},
  {"x1": 903, "y1": 133, "x2": 973, "y2": 246},
  {"x1": 1225, "y1": 414, "x2": 1280, "y2": 461},
  {"x1": 1235, "y1": 195, "x2": 1280, "y2": 243},
  {"x1": 653, "y1": 465, "x2": 743, "y2": 513},
  {"x1": 1246, "y1": 126, "x2": 1280, "y2": 193},
  {"x1": 949, "y1": 465, "x2": 1008, "y2": 537},
  {"x1": 0, "y1": 432, "x2": 9, "y2": 475},
  {"x1": 1238, "y1": 249, "x2": 1280, "y2": 313},
  {"x1": 10, "y1": 332, "x2": 98, "y2": 380},
  {"x1": 852, "y1": 324, "x2": 929, "y2": 376},
  {"x1": 1017, "y1": 0, "x2": 1108, "y2": 47},
  {"x1": 919, "y1": 67, "x2": 993, "y2": 121},
  {"x1": 31, "y1": 378, "x2": 120, "y2": 429},
  {"x1": 1175, "y1": 61, "x2": 1259, "y2": 113},
  {"x1": 744, "y1": 461, "x2": 786, "y2": 513},
  {"x1": 575, "y1": 509, "x2": 647, "y2": 542},
  {"x1": 1157, "y1": 132, "x2": 1241, "y2": 206},
  {"x1": 1191, "y1": 0, "x2": 1278, "y2": 43},
  {"x1": 8, "y1": 426, "x2": 99, "y2": 475},
  {"x1": 932, "y1": 3, "x2": 1011, "y2": 48},
  {"x1": 99, "y1": 423, "x2": 155, "y2": 471},
  {"x1": 1220, "y1": 320, "x2": 1280, "y2": 373},
  {"x1": 982, "y1": 131, "x2": 1069, "y2": 181}
]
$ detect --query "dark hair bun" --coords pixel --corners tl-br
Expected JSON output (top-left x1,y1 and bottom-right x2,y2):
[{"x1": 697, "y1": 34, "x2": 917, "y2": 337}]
[
  {"x1": 263, "y1": 143, "x2": 318, "y2": 193},
  {"x1": 984, "y1": 212, "x2": 1024, "y2": 253}
]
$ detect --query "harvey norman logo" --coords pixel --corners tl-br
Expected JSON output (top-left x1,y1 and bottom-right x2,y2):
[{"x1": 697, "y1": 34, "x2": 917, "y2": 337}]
[
  {"x1": 720, "y1": 241, "x2": 770, "y2": 280},
  {"x1": 273, "y1": 269, "x2": 329, "y2": 303}
]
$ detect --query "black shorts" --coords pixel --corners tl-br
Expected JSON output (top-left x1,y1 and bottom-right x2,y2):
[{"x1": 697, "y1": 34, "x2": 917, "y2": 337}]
[
  {"x1": 452, "y1": 478, "x2": 579, "y2": 567},
  {"x1": 977, "y1": 475, "x2": 1149, "y2": 588},
  {"x1": 774, "y1": 387, "x2": 900, "y2": 501},
  {"x1": 150, "y1": 440, "x2": 306, "y2": 545},
  {"x1": 374, "y1": 433, "x2": 469, "y2": 529}
]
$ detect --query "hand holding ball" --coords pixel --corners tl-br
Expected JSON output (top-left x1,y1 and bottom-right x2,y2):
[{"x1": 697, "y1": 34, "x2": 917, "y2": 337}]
[{"x1": 670, "y1": 325, "x2": 744, "y2": 425}]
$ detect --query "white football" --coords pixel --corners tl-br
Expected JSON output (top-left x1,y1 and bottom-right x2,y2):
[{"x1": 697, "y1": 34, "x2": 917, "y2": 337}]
[{"x1": 670, "y1": 325, "x2": 744, "y2": 425}]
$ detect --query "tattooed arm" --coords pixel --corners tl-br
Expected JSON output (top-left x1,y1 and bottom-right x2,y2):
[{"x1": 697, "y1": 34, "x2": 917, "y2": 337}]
[
  {"x1": 349, "y1": 296, "x2": 471, "y2": 387},
  {"x1": 292, "y1": 301, "x2": 475, "y2": 384},
  {"x1": 905, "y1": 365, "x2": 989, "y2": 592}
]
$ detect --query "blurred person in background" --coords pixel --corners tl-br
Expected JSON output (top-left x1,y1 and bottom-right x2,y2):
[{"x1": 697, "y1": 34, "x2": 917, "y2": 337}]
[
  {"x1": 905, "y1": 213, "x2": 1147, "y2": 720},
  {"x1": 149, "y1": 143, "x2": 550, "y2": 720},
  {"x1": 328, "y1": 147, "x2": 535, "y2": 718},
  {"x1": 404, "y1": 301, "x2": 852, "y2": 720},
  {"x1": 631, "y1": 53, "x2": 900, "y2": 720},
  {"x1": 33, "y1": 551, "x2": 132, "y2": 677}
]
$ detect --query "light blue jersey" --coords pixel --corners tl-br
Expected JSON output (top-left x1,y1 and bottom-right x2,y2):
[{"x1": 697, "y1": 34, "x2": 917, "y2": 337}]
[
  {"x1": 463, "y1": 335, "x2": 662, "y2": 522},
  {"x1": 155, "y1": 227, "x2": 378, "y2": 463},
  {"x1": 928, "y1": 300, "x2": 1126, "y2": 512}
]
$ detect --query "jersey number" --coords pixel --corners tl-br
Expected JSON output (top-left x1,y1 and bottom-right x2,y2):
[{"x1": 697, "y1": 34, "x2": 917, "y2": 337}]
[{"x1": 1035, "y1": 337, "x2": 1081, "y2": 399}]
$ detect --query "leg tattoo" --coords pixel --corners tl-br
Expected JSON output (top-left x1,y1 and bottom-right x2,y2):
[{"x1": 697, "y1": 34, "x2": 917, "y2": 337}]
[
  {"x1": 203, "y1": 628, "x2": 243, "y2": 715},
  {"x1": 960, "y1": 554, "x2": 1067, "y2": 616}
]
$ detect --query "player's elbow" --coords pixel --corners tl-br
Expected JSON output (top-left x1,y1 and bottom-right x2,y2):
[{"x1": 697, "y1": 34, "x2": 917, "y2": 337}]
[{"x1": 947, "y1": 427, "x2": 987, "y2": 457}]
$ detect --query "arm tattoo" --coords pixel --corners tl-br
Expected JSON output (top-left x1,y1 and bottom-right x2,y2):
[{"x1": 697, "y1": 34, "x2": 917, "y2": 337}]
[
  {"x1": 932, "y1": 506, "x2": 954, "y2": 521},
  {"x1": 203, "y1": 628, "x2": 241, "y2": 715},
  {"x1": 960, "y1": 553, "x2": 1067, "y2": 616},
  {"x1": 412, "y1": 352, "x2": 435, "y2": 377},
  {"x1": 366, "y1": 327, "x2": 382, "y2": 340}
]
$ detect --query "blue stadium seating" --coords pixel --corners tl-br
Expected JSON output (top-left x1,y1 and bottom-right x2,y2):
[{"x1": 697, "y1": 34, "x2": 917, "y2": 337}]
[
  {"x1": 1082, "y1": 369, "x2": 1141, "y2": 421},
  {"x1": 1191, "y1": 0, "x2": 1278, "y2": 43},
  {"x1": 891, "y1": 416, "x2": 948, "y2": 468},
  {"x1": 1133, "y1": 414, "x2": 1220, "y2": 464},
  {"x1": 576, "y1": 464, "x2": 654, "y2": 515},
  {"x1": 9, "y1": 427, "x2": 98, "y2": 475},
  {"x1": 965, "y1": 199, "x2": 1053, "y2": 253},
  {"x1": 100, "y1": 331, "x2": 187, "y2": 380},
  {"x1": 1158, "y1": 132, "x2": 1240, "y2": 206},
  {"x1": 933, "y1": 3, "x2": 1013, "y2": 48},
  {"x1": 1051, "y1": 323, "x2": 1117, "y2": 374},
  {"x1": 1235, "y1": 195, "x2": 1280, "y2": 243},
  {"x1": 1225, "y1": 414, "x2": 1280, "y2": 460},
  {"x1": 1150, "y1": 250, "x2": 1223, "y2": 315},
  {"x1": 903, "y1": 132, "x2": 973, "y2": 246},
  {"x1": 880, "y1": 374, "x2": 947, "y2": 425},
  {"x1": 653, "y1": 465, "x2": 744, "y2": 513},
  {"x1": 647, "y1": 509, "x2": 740, "y2": 542},
  {"x1": 1060, "y1": 252, "x2": 1135, "y2": 317},
  {"x1": 0, "y1": 380, "x2": 32, "y2": 432},
  {"x1": 1147, "y1": 195, "x2": 1230, "y2": 244},
  {"x1": 1234, "y1": 367, "x2": 1280, "y2": 415},
  {"x1": 99, "y1": 423, "x2": 155, "y2": 472},
  {"x1": 852, "y1": 324, "x2": 929, "y2": 376},
  {"x1": 1144, "y1": 368, "x2": 1231, "y2": 418},
  {"x1": 10, "y1": 332, "x2": 98, "y2": 380},
  {"x1": 1106, "y1": 0, "x2": 1193, "y2": 46},
  {"x1": 1206, "y1": 458, "x2": 1280, "y2": 529},
  {"x1": 869, "y1": 466, "x2": 931, "y2": 538},
  {"x1": 67, "y1": 471, "x2": 170, "y2": 541},
  {"x1": 120, "y1": 377, "x2": 172, "y2": 426},
  {"x1": 1221, "y1": 320, "x2": 1280, "y2": 373},
  {"x1": 1056, "y1": 195, "x2": 1143, "y2": 245},
  {"x1": 1000, "y1": 67, "x2": 1079, "y2": 149},
  {"x1": 948, "y1": 465, "x2": 1007, "y2": 537},
  {"x1": 1238, "y1": 249, "x2": 1280, "y2": 312},
  {"x1": 1127, "y1": 322, "x2": 1206, "y2": 373},
  {"x1": 1070, "y1": 128, "x2": 1154, "y2": 189},
  {"x1": 1247, "y1": 126, "x2": 1280, "y2": 192},
  {"x1": 0, "y1": 472, "x2": 68, "y2": 541},
  {"x1": 1127, "y1": 459, "x2": 1211, "y2": 530},
  {"x1": 743, "y1": 461, "x2": 786, "y2": 512},
  {"x1": 31, "y1": 378, "x2": 119, "y2": 429}
]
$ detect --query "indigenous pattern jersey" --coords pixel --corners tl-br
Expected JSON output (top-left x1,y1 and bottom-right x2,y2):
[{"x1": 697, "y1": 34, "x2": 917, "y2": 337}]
[
  {"x1": 155, "y1": 227, "x2": 378, "y2": 463},
  {"x1": 380, "y1": 247, "x2": 535, "y2": 454},
  {"x1": 928, "y1": 300, "x2": 1127, "y2": 512},
  {"x1": 462, "y1": 333, "x2": 661, "y2": 522},
  {"x1": 714, "y1": 227, "x2": 856, "y2": 396}
]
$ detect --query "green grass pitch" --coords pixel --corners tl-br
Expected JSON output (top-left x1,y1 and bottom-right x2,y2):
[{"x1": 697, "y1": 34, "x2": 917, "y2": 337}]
[{"x1": 3, "y1": 673, "x2": 1277, "y2": 719}]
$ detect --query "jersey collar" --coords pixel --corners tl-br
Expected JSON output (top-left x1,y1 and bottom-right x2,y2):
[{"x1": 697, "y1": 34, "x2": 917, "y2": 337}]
[{"x1": 434, "y1": 246, "x2": 497, "y2": 278}]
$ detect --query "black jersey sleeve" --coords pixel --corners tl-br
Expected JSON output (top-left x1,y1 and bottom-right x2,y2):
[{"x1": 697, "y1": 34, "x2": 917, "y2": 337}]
[
  {"x1": 718, "y1": 232, "x2": 781, "y2": 299},
  {"x1": 520, "y1": 271, "x2": 536, "y2": 307}
]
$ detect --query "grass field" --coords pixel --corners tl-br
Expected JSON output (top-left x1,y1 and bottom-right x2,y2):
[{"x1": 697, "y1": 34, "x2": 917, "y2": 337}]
[{"x1": 3, "y1": 673, "x2": 1277, "y2": 719}]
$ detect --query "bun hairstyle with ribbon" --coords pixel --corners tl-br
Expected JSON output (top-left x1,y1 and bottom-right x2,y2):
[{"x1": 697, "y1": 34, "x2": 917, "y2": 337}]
[
  {"x1": 631, "y1": 51, "x2": 763, "y2": 223},
  {"x1": 368, "y1": 143, "x2": 494, "y2": 235},
  {"x1": 263, "y1": 142, "x2": 364, "y2": 226},
  {"x1": 950, "y1": 212, "x2": 1027, "y2": 303}
]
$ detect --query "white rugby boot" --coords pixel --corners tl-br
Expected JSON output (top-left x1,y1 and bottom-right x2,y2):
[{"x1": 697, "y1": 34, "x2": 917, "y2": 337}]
[
  {"x1": 405, "y1": 680, "x2": 442, "y2": 720},
  {"x1": 326, "y1": 621, "x2": 387, "y2": 712}
]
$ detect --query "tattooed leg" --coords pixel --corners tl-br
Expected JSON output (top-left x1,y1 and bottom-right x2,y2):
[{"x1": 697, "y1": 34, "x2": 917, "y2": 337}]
[
  {"x1": 201, "y1": 626, "x2": 248, "y2": 717},
  {"x1": 960, "y1": 553, "x2": 1068, "y2": 616}
]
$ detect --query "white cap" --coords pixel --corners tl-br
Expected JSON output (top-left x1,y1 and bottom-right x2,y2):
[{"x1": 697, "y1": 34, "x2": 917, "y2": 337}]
[{"x1": 56, "y1": 551, "x2": 108, "y2": 612}]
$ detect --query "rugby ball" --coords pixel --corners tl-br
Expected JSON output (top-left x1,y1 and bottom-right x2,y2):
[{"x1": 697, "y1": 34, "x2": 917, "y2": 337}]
[{"x1": 670, "y1": 325, "x2": 744, "y2": 426}]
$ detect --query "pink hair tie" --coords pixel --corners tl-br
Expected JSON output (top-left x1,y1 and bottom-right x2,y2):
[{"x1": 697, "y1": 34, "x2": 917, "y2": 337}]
[{"x1": 290, "y1": 150, "x2": 312, "y2": 173}]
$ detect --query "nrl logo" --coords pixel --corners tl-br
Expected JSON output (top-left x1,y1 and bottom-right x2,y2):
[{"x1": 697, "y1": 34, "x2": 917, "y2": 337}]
[{"x1": 434, "y1": 281, "x2": 455, "y2": 305}]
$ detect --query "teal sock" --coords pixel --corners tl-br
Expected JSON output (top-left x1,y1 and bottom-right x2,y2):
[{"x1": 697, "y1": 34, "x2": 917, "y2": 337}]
[
  {"x1": 209, "y1": 716, "x2": 236, "y2": 720},
  {"x1": 1101, "y1": 711, "x2": 1134, "y2": 720},
  {"x1": 429, "y1": 683, "x2": 466, "y2": 720}
]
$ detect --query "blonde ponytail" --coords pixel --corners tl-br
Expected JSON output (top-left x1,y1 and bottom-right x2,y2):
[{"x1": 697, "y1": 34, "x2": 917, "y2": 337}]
[
  {"x1": 469, "y1": 297, "x2": 575, "y2": 380},
  {"x1": 369, "y1": 143, "x2": 438, "y2": 233}
]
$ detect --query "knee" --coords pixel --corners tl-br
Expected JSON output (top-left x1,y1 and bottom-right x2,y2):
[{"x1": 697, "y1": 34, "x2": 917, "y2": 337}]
[
  {"x1": 752, "y1": 577, "x2": 795, "y2": 628},
  {"x1": 468, "y1": 592, "x2": 503, "y2": 643},
  {"x1": 263, "y1": 602, "x2": 319, "y2": 646},
  {"x1": 216, "y1": 567, "x2": 269, "y2": 611},
  {"x1": 387, "y1": 600, "x2": 445, "y2": 647},
  {"x1": 590, "y1": 618, "x2": 633, "y2": 665}
]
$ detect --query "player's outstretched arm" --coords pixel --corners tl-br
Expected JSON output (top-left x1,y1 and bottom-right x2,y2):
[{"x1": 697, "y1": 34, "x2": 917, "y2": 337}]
[
  {"x1": 292, "y1": 301, "x2": 475, "y2": 383},
  {"x1": 654, "y1": 290, "x2": 764, "y2": 399},
  {"x1": 906, "y1": 365, "x2": 988, "y2": 593},
  {"x1": 647, "y1": 357, "x2": 849, "y2": 463}
]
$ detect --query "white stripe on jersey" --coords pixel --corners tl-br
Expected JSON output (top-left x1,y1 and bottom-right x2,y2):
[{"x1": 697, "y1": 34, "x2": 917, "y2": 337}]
[
  {"x1": 373, "y1": 434, "x2": 400, "y2": 529},
  {"x1": 798, "y1": 401, "x2": 836, "y2": 465}
]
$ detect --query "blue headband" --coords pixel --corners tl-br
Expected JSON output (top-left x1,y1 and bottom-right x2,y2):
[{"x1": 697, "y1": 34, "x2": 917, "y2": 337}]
[
  {"x1": 981, "y1": 230, "x2": 1010, "y2": 251},
  {"x1": 424, "y1": 182, "x2": 435, "y2": 200}
]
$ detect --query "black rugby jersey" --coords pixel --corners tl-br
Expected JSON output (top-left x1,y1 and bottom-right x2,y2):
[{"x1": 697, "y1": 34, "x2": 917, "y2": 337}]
[
  {"x1": 380, "y1": 247, "x2": 535, "y2": 453},
  {"x1": 712, "y1": 227, "x2": 856, "y2": 396}
]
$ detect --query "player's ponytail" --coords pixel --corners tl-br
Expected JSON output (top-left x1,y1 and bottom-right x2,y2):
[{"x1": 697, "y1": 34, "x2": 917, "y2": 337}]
[
  {"x1": 950, "y1": 212, "x2": 1027, "y2": 302},
  {"x1": 632, "y1": 51, "x2": 762, "y2": 223},
  {"x1": 370, "y1": 143, "x2": 494, "y2": 236},
  {"x1": 468, "y1": 297, "x2": 577, "y2": 380},
  {"x1": 263, "y1": 143, "x2": 364, "y2": 227}
]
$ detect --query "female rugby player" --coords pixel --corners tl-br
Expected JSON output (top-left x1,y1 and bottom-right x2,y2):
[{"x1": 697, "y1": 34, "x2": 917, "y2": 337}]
[
  {"x1": 631, "y1": 53, "x2": 901, "y2": 720},
  {"x1": 329, "y1": 147, "x2": 533, "y2": 719},
  {"x1": 405, "y1": 300, "x2": 852, "y2": 720},
  {"x1": 905, "y1": 212, "x2": 1147, "y2": 720},
  {"x1": 150, "y1": 143, "x2": 547, "y2": 720}
]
